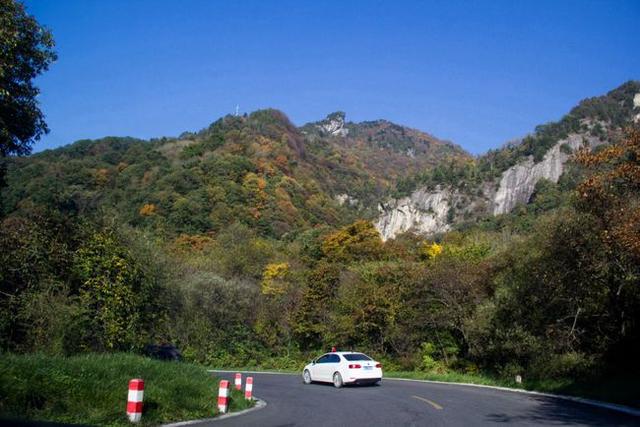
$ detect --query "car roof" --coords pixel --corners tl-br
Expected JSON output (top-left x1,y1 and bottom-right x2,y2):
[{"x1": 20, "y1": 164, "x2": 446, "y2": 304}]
[{"x1": 322, "y1": 351, "x2": 368, "y2": 355}]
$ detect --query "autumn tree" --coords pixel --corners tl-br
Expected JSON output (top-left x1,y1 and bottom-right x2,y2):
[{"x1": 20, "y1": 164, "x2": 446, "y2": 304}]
[
  {"x1": 575, "y1": 126, "x2": 640, "y2": 262},
  {"x1": 321, "y1": 220, "x2": 383, "y2": 262},
  {"x1": 573, "y1": 126, "x2": 640, "y2": 368}
]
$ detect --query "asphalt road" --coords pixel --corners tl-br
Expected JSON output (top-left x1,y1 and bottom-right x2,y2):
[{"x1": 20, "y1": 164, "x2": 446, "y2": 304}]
[{"x1": 201, "y1": 371, "x2": 639, "y2": 427}]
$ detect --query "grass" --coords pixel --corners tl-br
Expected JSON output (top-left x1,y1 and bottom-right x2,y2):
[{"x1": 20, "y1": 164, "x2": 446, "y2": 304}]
[{"x1": 0, "y1": 353, "x2": 254, "y2": 426}]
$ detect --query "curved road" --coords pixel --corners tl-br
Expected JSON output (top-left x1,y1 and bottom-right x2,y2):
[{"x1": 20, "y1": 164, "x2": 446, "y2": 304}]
[{"x1": 200, "y1": 371, "x2": 639, "y2": 427}]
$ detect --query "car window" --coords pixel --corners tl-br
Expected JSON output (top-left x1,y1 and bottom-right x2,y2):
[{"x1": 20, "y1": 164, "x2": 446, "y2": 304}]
[
  {"x1": 328, "y1": 354, "x2": 340, "y2": 363},
  {"x1": 343, "y1": 353, "x2": 372, "y2": 361},
  {"x1": 315, "y1": 354, "x2": 330, "y2": 363}
]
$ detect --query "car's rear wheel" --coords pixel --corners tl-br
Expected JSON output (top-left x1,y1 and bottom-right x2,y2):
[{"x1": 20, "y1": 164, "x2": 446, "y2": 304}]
[
  {"x1": 333, "y1": 372, "x2": 343, "y2": 388},
  {"x1": 303, "y1": 369, "x2": 312, "y2": 384}
]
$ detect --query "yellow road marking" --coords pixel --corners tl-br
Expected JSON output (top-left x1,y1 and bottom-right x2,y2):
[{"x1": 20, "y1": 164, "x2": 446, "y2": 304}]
[{"x1": 412, "y1": 395, "x2": 443, "y2": 410}]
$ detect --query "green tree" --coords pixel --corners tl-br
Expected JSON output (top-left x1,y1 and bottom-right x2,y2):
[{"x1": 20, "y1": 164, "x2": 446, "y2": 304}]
[
  {"x1": 74, "y1": 230, "x2": 164, "y2": 351},
  {"x1": 293, "y1": 261, "x2": 341, "y2": 348},
  {"x1": 1, "y1": 0, "x2": 56, "y2": 190}
]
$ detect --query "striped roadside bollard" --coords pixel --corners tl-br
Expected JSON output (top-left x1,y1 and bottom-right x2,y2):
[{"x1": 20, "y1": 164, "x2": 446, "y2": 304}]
[
  {"x1": 126, "y1": 379, "x2": 144, "y2": 423},
  {"x1": 245, "y1": 376, "x2": 253, "y2": 400},
  {"x1": 218, "y1": 380, "x2": 230, "y2": 414},
  {"x1": 234, "y1": 372, "x2": 242, "y2": 390}
]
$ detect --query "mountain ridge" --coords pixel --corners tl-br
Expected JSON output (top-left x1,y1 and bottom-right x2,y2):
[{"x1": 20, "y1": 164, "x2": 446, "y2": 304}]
[
  {"x1": 375, "y1": 80, "x2": 640, "y2": 239},
  {"x1": 4, "y1": 81, "x2": 639, "y2": 241}
]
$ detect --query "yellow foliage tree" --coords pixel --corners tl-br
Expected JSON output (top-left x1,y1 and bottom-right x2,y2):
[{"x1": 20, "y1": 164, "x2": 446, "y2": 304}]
[
  {"x1": 261, "y1": 262, "x2": 290, "y2": 295},
  {"x1": 322, "y1": 220, "x2": 383, "y2": 262},
  {"x1": 94, "y1": 168, "x2": 110, "y2": 186},
  {"x1": 139, "y1": 203, "x2": 157, "y2": 216},
  {"x1": 421, "y1": 242, "x2": 443, "y2": 260}
]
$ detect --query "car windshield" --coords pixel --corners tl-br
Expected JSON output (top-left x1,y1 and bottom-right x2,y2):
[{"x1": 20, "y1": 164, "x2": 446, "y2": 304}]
[{"x1": 343, "y1": 353, "x2": 372, "y2": 361}]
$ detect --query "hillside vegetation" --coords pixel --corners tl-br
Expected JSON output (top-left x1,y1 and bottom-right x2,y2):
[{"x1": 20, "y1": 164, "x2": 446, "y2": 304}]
[
  {"x1": 1, "y1": 82, "x2": 639, "y2": 410},
  {"x1": 396, "y1": 81, "x2": 640, "y2": 197},
  {"x1": 0, "y1": 353, "x2": 251, "y2": 426}
]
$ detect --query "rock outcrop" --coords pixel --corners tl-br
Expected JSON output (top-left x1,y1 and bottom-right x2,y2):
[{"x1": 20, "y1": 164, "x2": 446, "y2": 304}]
[
  {"x1": 375, "y1": 187, "x2": 452, "y2": 240},
  {"x1": 316, "y1": 112, "x2": 348, "y2": 136},
  {"x1": 374, "y1": 83, "x2": 640, "y2": 240},
  {"x1": 375, "y1": 135, "x2": 598, "y2": 240},
  {"x1": 492, "y1": 134, "x2": 591, "y2": 215}
]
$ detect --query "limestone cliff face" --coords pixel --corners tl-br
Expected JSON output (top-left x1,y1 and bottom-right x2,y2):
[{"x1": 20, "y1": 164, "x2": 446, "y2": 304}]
[
  {"x1": 375, "y1": 135, "x2": 597, "y2": 240},
  {"x1": 492, "y1": 134, "x2": 592, "y2": 215},
  {"x1": 375, "y1": 187, "x2": 452, "y2": 240},
  {"x1": 316, "y1": 112, "x2": 349, "y2": 136},
  {"x1": 374, "y1": 83, "x2": 640, "y2": 240}
]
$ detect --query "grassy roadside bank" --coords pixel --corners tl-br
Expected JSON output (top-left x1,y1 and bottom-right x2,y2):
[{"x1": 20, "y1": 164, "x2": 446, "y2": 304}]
[
  {"x1": 210, "y1": 366, "x2": 639, "y2": 409},
  {"x1": 0, "y1": 353, "x2": 253, "y2": 426},
  {"x1": 385, "y1": 371, "x2": 639, "y2": 409}
]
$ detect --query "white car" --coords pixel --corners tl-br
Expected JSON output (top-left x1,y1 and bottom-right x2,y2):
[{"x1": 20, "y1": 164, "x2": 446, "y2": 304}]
[{"x1": 302, "y1": 351, "x2": 383, "y2": 388}]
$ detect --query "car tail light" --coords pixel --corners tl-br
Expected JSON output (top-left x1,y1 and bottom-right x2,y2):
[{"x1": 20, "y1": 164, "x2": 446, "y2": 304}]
[
  {"x1": 348, "y1": 364, "x2": 361, "y2": 369},
  {"x1": 375, "y1": 363, "x2": 382, "y2": 368}
]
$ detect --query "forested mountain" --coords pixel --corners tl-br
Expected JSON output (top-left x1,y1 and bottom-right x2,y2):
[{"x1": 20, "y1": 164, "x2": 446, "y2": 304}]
[
  {"x1": 2, "y1": 109, "x2": 466, "y2": 238},
  {"x1": 1, "y1": 81, "x2": 639, "y2": 406}
]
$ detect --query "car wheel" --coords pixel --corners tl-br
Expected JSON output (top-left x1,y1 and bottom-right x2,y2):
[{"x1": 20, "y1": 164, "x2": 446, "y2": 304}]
[
  {"x1": 303, "y1": 369, "x2": 312, "y2": 384},
  {"x1": 333, "y1": 372, "x2": 343, "y2": 388}
]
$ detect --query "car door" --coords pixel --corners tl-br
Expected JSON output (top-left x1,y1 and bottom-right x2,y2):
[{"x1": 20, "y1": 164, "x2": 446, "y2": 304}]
[
  {"x1": 311, "y1": 354, "x2": 331, "y2": 382},
  {"x1": 324, "y1": 354, "x2": 341, "y2": 381}
]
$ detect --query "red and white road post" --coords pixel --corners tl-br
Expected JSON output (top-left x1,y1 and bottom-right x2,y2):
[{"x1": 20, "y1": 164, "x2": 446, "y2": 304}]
[
  {"x1": 217, "y1": 380, "x2": 230, "y2": 413},
  {"x1": 126, "y1": 379, "x2": 144, "y2": 423},
  {"x1": 245, "y1": 376, "x2": 253, "y2": 400},
  {"x1": 234, "y1": 372, "x2": 242, "y2": 390}
]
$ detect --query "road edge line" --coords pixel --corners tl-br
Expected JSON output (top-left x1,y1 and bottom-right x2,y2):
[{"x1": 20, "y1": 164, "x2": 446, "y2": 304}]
[
  {"x1": 385, "y1": 377, "x2": 640, "y2": 417},
  {"x1": 161, "y1": 397, "x2": 266, "y2": 426},
  {"x1": 208, "y1": 370, "x2": 640, "y2": 417}
]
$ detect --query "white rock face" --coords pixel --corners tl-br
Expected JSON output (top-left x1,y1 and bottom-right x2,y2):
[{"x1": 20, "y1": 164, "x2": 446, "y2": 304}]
[
  {"x1": 375, "y1": 133, "x2": 602, "y2": 240},
  {"x1": 375, "y1": 187, "x2": 452, "y2": 240},
  {"x1": 492, "y1": 134, "x2": 588, "y2": 215},
  {"x1": 317, "y1": 115, "x2": 348, "y2": 136},
  {"x1": 335, "y1": 193, "x2": 358, "y2": 206},
  {"x1": 634, "y1": 93, "x2": 640, "y2": 123}
]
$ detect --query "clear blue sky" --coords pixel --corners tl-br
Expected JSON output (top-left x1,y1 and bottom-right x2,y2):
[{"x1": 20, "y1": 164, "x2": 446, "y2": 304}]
[{"x1": 25, "y1": 0, "x2": 640, "y2": 154}]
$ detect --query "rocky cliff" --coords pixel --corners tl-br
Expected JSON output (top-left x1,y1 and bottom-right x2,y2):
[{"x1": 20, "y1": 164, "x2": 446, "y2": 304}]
[
  {"x1": 375, "y1": 136, "x2": 593, "y2": 240},
  {"x1": 492, "y1": 133, "x2": 596, "y2": 215},
  {"x1": 375, "y1": 187, "x2": 452, "y2": 240},
  {"x1": 375, "y1": 82, "x2": 640, "y2": 240},
  {"x1": 315, "y1": 111, "x2": 349, "y2": 136}
]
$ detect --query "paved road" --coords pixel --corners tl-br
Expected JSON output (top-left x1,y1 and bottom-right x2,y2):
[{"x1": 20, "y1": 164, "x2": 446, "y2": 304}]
[{"x1": 201, "y1": 371, "x2": 639, "y2": 427}]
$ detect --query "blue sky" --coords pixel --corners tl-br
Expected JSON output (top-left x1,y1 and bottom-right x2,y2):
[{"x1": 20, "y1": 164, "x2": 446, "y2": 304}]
[{"x1": 26, "y1": 0, "x2": 640, "y2": 154}]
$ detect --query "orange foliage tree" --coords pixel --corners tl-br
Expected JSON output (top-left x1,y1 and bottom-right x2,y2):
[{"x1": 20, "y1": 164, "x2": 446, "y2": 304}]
[{"x1": 576, "y1": 126, "x2": 640, "y2": 262}]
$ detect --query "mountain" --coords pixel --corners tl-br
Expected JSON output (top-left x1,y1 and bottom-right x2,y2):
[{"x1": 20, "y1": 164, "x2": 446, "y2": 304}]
[
  {"x1": 2, "y1": 109, "x2": 466, "y2": 238},
  {"x1": 375, "y1": 80, "x2": 640, "y2": 239},
  {"x1": 4, "y1": 81, "x2": 638, "y2": 241}
]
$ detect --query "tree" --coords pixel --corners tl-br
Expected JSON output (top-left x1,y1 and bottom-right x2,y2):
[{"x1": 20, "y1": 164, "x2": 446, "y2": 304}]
[
  {"x1": 321, "y1": 220, "x2": 383, "y2": 262},
  {"x1": 74, "y1": 230, "x2": 164, "y2": 351},
  {"x1": 1, "y1": 0, "x2": 56, "y2": 188}
]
